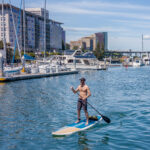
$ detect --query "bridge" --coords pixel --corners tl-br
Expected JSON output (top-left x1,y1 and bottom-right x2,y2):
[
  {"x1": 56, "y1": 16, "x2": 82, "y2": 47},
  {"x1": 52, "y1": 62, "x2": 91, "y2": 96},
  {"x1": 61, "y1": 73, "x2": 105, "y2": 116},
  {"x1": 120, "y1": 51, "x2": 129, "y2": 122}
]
[{"x1": 105, "y1": 50, "x2": 150, "y2": 57}]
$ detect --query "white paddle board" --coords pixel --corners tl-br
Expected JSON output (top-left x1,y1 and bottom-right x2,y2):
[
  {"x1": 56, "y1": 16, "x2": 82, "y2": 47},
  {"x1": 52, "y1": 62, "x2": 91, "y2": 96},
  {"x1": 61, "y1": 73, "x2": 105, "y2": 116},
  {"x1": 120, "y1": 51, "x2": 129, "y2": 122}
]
[{"x1": 52, "y1": 116, "x2": 102, "y2": 136}]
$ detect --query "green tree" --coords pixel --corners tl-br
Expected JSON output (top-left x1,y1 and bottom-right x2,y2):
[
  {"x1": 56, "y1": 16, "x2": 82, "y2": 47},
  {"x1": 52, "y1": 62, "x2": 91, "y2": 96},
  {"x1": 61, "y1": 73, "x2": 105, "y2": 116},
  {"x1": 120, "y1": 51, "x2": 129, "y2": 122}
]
[
  {"x1": 100, "y1": 43, "x2": 105, "y2": 59},
  {"x1": 15, "y1": 49, "x2": 20, "y2": 60},
  {"x1": 66, "y1": 43, "x2": 70, "y2": 49},
  {"x1": 6, "y1": 48, "x2": 13, "y2": 63},
  {"x1": 62, "y1": 40, "x2": 65, "y2": 50},
  {"x1": 73, "y1": 46, "x2": 79, "y2": 50},
  {"x1": 0, "y1": 40, "x2": 3, "y2": 49},
  {"x1": 94, "y1": 42, "x2": 100, "y2": 59},
  {"x1": 94, "y1": 42, "x2": 105, "y2": 60},
  {"x1": 81, "y1": 45, "x2": 85, "y2": 52}
]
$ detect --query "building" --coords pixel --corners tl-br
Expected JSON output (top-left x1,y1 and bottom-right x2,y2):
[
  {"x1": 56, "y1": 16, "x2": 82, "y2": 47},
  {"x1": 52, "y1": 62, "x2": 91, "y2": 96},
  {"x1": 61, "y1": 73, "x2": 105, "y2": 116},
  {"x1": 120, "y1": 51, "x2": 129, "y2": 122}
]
[
  {"x1": 25, "y1": 8, "x2": 49, "y2": 19},
  {"x1": 70, "y1": 40, "x2": 82, "y2": 50},
  {"x1": 0, "y1": 4, "x2": 65, "y2": 53},
  {"x1": 70, "y1": 32, "x2": 108, "y2": 51}
]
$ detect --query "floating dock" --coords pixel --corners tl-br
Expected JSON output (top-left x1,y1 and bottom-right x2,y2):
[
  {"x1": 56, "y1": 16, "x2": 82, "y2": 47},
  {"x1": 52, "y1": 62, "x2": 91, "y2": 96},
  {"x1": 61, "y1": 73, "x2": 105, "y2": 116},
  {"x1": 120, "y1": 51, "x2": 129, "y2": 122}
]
[{"x1": 0, "y1": 70, "x2": 78, "y2": 82}]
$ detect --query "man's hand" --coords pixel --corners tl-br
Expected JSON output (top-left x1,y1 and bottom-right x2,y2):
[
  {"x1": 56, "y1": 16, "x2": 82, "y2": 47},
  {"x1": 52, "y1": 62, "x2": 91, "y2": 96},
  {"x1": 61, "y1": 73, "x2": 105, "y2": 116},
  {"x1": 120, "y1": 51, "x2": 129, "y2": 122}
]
[
  {"x1": 70, "y1": 86, "x2": 74, "y2": 91},
  {"x1": 71, "y1": 87, "x2": 76, "y2": 93},
  {"x1": 79, "y1": 95, "x2": 86, "y2": 100},
  {"x1": 81, "y1": 97, "x2": 87, "y2": 101}
]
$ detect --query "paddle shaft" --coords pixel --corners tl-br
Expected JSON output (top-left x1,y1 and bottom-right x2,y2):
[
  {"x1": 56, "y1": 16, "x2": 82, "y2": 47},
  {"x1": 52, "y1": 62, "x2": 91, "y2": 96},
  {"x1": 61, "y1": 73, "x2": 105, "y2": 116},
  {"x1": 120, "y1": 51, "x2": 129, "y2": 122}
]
[{"x1": 87, "y1": 101, "x2": 103, "y2": 116}]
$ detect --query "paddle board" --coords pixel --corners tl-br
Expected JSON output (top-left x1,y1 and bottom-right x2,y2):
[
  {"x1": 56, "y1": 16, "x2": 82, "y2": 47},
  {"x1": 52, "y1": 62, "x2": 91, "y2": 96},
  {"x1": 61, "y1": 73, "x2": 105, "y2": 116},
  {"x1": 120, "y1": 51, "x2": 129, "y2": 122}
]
[{"x1": 52, "y1": 116, "x2": 102, "y2": 136}]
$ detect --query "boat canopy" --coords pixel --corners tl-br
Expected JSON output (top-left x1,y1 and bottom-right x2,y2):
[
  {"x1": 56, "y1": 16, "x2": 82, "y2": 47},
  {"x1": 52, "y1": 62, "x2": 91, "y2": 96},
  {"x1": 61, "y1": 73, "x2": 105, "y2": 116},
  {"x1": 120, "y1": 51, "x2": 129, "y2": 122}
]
[
  {"x1": 23, "y1": 54, "x2": 35, "y2": 60},
  {"x1": 75, "y1": 52, "x2": 96, "y2": 58},
  {"x1": 64, "y1": 50, "x2": 75, "y2": 55}
]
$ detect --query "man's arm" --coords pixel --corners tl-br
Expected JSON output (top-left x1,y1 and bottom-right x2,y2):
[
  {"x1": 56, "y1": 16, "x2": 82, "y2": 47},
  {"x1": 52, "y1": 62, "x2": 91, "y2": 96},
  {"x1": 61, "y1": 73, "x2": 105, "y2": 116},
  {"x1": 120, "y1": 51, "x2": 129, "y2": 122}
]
[
  {"x1": 85, "y1": 86, "x2": 91, "y2": 99},
  {"x1": 71, "y1": 86, "x2": 79, "y2": 94}
]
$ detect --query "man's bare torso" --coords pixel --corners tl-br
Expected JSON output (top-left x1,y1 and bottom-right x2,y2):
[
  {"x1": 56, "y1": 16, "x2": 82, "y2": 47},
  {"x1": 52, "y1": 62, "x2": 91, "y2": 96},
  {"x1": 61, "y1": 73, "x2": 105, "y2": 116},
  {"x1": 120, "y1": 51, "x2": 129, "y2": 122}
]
[{"x1": 78, "y1": 84, "x2": 89, "y2": 100}]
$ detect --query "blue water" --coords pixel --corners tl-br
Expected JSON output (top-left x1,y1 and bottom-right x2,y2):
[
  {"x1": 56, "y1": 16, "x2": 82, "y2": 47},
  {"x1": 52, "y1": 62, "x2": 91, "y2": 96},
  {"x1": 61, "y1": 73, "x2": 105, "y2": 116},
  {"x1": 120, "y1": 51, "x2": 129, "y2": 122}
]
[{"x1": 0, "y1": 67, "x2": 150, "y2": 150}]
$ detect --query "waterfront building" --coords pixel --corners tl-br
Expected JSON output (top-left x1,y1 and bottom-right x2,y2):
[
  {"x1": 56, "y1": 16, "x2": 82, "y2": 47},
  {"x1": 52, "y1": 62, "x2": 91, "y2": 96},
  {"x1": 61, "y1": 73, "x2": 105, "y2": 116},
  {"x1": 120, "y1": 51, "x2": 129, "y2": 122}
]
[
  {"x1": 70, "y1": 32, "x2": 108, "y2": 51},
  {"x1": 25, "y1": 8, "x2": 49, "y2": 19},
  {"x1": 0, "y1": 4, "x2": 65, "y2": 53},
  {"x1": 70, "y1": 40, "x2": 82, "y2": 50}
]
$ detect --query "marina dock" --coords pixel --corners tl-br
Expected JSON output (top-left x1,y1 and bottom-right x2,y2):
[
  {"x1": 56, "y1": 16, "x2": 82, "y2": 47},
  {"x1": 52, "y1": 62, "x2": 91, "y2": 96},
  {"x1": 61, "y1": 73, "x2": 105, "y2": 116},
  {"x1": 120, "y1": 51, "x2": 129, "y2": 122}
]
[{"x1": 0, "y1": 70, "x2": 78, "y2": 82}]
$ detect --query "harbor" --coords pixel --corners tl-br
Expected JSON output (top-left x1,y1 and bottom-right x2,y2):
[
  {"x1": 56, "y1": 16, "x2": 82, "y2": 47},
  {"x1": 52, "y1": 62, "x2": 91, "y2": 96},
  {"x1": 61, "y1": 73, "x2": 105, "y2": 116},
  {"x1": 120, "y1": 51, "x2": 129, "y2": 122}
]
[
  {"x1": 0, "y1": 67, "x2": 150, "y2": 149},
  {"x1": 0, "y1": 0, "x2": 150, "y2": 149},
  {"x1": 0, "y1": 70, "x2": 78, "y2": 82}
]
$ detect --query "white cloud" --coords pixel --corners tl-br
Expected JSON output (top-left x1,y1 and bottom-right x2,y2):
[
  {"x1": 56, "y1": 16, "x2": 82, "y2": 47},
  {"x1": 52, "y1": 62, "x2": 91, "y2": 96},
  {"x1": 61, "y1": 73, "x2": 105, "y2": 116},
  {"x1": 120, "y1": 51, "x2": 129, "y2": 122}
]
[
  {"x1": 112, "y1": 19, "x2": 150, "y2": 29},
  {"x1": 44, "y1": 3, "x2": 150, "y2": 21},
  {"x1": 143, "y1": 35, "x2": 150, "y2": 40},
  {"x1": 65, "y1": 1, "x2": 150, "y2": 11},
  {"x1": 64, "y1": 26, "x2": 128, "y2": 32},
  {"x1": 25, "y1": 1, "x2": 150, "y2": 21}
]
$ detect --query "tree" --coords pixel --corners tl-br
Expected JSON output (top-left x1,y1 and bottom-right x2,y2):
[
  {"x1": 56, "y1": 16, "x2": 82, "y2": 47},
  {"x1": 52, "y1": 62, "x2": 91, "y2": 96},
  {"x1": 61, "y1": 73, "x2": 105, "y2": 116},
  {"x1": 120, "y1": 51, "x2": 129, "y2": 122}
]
[
  {"x1": 0, "y1": 40, "x2": 3, "y2": 49},
  {"x1": 94, "y1": 42, "x2": 101, "y2": 59},
  {"x1": 100, "y1": 43, "x2": 105, "y2": 59},
  {"x1": 66, "y1": 43, "x2": 70, "y2": 49},
  {"x1": 94, "y1": 42, "x2": 105, "y2": 60},
  {"x1": 73, "y1": 46, "x2": 79, "y2": 50},
  {"x1": 6, "y1": 48, "x2": 13, "y2": 63},
  {"x1": 62, "y1": 40, "x2": 65, "y2": 50},
  {"x1": 81, "y1": 46, "x2": 85, "y2": 52}
]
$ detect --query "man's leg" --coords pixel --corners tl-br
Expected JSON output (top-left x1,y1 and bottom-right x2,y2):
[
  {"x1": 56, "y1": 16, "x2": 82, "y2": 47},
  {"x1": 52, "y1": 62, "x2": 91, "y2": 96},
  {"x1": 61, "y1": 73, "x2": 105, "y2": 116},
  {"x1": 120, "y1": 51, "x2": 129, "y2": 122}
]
[
  {"x1": 75, "y1": 100, "x2": 81, "y2": 123},
  {"x1": 84, "y1": 110, "x2": 89, "y2": 125},
  {"x1": 83, "y1": 100, "x2": 89, "y2": 125},
  {"x1": 75, "y1": 109, "x2": 81, "y2": 123}
]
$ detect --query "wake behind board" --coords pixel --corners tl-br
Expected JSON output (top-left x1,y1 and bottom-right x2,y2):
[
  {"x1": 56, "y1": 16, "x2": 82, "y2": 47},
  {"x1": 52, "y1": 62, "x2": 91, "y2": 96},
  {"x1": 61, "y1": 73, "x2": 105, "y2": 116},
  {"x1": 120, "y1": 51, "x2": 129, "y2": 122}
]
[{"x1": 52, "y1": 116, "x2": 102, "y2": 136}]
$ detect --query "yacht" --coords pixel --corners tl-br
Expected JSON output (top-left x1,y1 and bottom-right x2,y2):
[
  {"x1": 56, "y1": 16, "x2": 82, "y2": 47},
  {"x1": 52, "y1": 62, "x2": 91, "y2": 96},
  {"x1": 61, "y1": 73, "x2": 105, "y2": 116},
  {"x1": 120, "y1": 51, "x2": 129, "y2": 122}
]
[
  {"x1": 49, "y1": 50, "x2": 106, "y2": 70},
  {"x1": 142, "y1": 55, "x2": 150, "y2": 65},
  {"x1": 132, "y1": 59, "x2": 144, "y2": 67}
]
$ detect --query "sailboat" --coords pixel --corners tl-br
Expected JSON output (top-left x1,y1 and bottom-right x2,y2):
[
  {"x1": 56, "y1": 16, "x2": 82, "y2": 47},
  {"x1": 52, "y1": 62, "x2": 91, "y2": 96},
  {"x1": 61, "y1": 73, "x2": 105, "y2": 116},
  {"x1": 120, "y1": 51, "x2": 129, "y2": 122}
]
[
  {"x1": 3, "y1": 0, "x2": 23, "y2": 76},
  {"x1": 37, "y1": 0, "x2": 51, "y2": 73}
]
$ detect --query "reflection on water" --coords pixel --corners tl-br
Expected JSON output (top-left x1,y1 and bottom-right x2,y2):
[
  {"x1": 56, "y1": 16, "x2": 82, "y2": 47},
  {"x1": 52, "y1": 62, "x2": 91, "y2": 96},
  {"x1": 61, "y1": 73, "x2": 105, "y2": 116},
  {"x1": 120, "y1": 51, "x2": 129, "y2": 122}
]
[
  {"x1": 78, "y1": 132, "x2": 90, "y2": 150},
  {"x1": 0, "y1": 83, "x2": 5, "y2": 86},
  {"x1": 101, "y1": 134, "x2": 109, "y2": 145}
]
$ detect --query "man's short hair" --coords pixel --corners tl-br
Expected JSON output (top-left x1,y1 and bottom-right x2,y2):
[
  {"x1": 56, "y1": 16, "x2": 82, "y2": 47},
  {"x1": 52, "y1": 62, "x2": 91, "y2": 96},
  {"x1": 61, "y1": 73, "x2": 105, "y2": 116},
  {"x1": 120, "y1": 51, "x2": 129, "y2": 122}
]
[{"x1": 79, "y1": 77, "x2": 86, "y2": 81}]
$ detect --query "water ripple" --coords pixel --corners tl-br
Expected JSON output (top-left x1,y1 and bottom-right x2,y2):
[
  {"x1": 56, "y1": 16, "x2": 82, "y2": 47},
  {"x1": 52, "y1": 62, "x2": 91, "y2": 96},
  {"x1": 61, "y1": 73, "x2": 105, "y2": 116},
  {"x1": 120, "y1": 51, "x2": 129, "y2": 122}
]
[{"x1": 0, "y1": 67, "x2": 150, "y2": 149}]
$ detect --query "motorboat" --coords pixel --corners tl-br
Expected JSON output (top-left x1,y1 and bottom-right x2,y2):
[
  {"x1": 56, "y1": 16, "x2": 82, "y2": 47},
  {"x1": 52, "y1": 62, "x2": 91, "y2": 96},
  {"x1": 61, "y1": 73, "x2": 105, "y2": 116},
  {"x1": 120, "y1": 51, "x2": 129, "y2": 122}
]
[
  {"x1": 4, "y1": 66, "x2": 22, "y2": 76},
  {"x1": 132, "y1": 59, "x2": 144, "y2": 67},
  {"x1": 49, "y1": 50, "x2": 106, "y2": 70},
  {"x1": 142, "y1": 55, "x2": 150, "y2": 65}
]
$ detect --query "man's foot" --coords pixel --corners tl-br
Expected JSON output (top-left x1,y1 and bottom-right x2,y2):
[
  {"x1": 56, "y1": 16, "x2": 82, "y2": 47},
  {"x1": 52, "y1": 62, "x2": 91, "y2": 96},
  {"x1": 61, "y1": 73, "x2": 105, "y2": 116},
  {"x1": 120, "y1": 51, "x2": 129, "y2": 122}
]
[
  {"x1": 75, "y1": 119, "x2": 80, "y2": 123},
  {"x1": 85, "y1": 121, "x2": 89, "y2": 126}
]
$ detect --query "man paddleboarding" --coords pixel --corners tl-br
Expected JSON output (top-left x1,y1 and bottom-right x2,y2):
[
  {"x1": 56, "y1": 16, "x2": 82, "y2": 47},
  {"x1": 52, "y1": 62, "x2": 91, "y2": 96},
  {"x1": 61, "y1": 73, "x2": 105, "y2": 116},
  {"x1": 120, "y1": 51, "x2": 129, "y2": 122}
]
[{"x1": 71, "y1": 77, "x2": 91, "y2": 125}]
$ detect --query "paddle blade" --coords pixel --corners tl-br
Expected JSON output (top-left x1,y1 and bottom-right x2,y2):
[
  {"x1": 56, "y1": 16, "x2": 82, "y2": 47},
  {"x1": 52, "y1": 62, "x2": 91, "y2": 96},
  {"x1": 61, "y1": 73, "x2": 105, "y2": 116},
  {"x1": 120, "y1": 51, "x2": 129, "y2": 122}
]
[{"x1": 102, "y1": 115, "x2": 111, "y2": 123}]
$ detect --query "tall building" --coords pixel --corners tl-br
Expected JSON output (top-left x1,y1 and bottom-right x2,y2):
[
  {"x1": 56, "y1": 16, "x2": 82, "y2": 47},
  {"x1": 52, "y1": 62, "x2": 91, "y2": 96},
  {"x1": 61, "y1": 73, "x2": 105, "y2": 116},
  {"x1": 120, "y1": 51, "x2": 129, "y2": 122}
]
[
  {"x1": 70, "y1": 32, "x2": 108, "y2": 51},
  {"x1": 0, "y1": 3, "x2": 65, "y2": 52},
  {"x1": 25, "y1": 8, "x2": 49, "y2": 19}
]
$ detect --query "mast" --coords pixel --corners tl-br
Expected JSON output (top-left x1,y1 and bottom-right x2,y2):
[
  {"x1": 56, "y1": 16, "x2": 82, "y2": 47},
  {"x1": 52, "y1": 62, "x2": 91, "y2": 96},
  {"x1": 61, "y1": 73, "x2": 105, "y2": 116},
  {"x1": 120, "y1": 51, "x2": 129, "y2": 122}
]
[
  {"x1": 44, "y1": 0, "x2": 46, "y2": 60},
  {"x1": 23, "y1": 0, "x2": 26, "y2": 54},
  {"x1": 142, "y1": 34, "x2": 144, "y2": 51},
  {"x1": 9, "y1": 0, "x2": 23, "y2": 64},
  {"x1": 2, "y1": 0, "x2": 6, "y2": 55}
]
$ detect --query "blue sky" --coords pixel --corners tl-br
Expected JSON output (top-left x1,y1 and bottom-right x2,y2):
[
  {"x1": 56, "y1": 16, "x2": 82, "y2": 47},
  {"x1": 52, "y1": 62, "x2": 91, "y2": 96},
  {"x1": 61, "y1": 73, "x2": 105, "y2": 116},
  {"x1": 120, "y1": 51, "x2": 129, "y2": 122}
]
[{"x1": 8, "y1": 0, "x2": 150, "y2": 50}]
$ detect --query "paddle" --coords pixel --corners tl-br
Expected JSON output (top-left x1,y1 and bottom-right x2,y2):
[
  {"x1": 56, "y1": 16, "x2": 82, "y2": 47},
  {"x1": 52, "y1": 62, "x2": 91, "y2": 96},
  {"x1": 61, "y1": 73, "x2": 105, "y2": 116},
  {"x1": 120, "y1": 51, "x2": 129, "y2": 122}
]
[
  {"x1": 77, "y1": 93, "x2": 111, "y2": 123},
  {"x1": 86, "y1": 101, "x2": 111, "y2": 123}
]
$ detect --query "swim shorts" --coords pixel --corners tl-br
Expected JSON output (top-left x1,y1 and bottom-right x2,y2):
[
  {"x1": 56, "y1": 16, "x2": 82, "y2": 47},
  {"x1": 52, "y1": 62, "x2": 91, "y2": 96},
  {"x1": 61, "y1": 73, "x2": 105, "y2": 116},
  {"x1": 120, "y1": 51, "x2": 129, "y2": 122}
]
[{"x1": 77, "y1": 98, "x2": 87, "y2": 111}]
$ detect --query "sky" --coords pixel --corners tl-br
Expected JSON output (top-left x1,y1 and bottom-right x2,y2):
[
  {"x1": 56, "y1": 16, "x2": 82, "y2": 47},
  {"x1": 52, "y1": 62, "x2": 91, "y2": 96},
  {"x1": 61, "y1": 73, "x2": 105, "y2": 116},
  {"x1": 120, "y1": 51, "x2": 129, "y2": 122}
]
[{"x1": 6, "y1": 0, "x2": 150, "y2": 50}]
